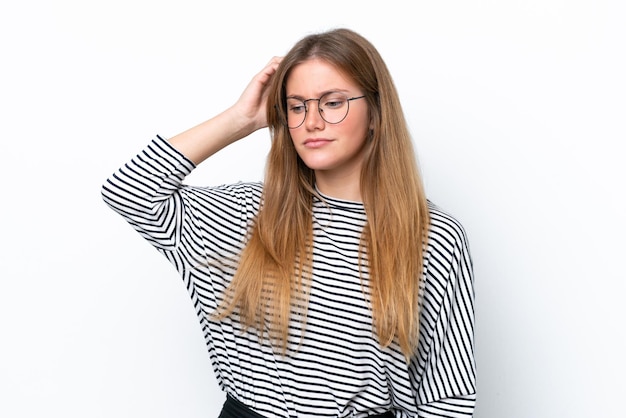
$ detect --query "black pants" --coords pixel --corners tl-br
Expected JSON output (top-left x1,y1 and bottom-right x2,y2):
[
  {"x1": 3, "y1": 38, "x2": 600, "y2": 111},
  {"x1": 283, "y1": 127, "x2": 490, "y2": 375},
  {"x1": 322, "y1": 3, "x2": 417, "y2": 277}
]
[{"x1": 219, "y1": 395, "x2": 394, "y2": 418}]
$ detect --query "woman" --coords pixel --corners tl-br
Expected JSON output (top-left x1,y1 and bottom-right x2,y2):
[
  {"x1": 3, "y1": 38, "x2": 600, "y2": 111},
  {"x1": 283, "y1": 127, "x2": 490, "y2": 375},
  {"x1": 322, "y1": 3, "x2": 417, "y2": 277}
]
[{"x1": 102, "y1": 28, "x2": 476, "y2": 418}]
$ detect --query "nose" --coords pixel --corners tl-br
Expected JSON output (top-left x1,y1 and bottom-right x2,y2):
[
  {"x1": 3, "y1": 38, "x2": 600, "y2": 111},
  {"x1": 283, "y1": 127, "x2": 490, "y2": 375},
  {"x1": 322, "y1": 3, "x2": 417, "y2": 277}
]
[{"x1": 304, "y1": 100, "x2": 325, "y2": 130}]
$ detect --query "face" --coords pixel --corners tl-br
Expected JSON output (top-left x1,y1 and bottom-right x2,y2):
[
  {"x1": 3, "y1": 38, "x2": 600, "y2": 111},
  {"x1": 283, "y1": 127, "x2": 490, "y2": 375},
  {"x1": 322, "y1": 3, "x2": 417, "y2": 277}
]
[{"x1": 285, "y1": 58, "x2": 371, "y2": 182}]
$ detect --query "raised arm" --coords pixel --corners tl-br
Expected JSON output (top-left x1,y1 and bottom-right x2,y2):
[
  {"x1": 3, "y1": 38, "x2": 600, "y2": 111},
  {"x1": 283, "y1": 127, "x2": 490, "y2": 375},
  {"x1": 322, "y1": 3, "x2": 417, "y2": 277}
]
[
  {"x1": 102, "y1": 57, "x2": 280, "y2": 254},
  {"x1": 169, "y1": 56, "x2": 282, "y2": 165}
]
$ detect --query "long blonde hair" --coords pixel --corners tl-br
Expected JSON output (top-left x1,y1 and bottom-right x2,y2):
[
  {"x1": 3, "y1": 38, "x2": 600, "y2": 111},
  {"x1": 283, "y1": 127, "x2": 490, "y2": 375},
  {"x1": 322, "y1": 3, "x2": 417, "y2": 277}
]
[{"x1": 215, "y1": 28, "x2": 430, "y2": 359}]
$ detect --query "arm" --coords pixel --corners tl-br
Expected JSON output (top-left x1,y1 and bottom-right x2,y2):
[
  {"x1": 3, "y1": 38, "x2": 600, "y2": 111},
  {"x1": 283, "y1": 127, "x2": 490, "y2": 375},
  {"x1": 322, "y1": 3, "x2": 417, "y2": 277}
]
[
  {"x1": 101, "y1": 57, "x2": 281, "y2": 254},
  {"x1": 413, "y1": 208, "x2": 477, "y2": 417},
  {"x1": 168, "y1": 57, "x2": 282, "y2": 165}
]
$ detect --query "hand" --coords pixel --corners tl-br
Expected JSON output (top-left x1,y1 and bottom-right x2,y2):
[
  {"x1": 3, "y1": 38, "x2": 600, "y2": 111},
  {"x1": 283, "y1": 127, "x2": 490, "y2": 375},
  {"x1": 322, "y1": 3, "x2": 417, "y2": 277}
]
[{"x1": 230, "y1": 56, "x2": 283, "y2": 134}]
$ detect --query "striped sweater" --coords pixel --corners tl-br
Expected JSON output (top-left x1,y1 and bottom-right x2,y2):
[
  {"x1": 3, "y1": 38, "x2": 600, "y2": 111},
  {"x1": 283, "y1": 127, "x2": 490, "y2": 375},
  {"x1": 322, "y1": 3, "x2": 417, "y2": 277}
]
[{"x1": 102, "y1": 136, "x2": 476, "y2": 417}]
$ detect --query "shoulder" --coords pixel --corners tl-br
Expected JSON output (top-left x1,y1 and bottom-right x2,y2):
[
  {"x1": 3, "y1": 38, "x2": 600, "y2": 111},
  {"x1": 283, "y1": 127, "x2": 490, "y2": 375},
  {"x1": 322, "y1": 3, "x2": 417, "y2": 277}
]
[
  {"x1": 422, "y1": 201, "x2": 474, "y2": 306},
  {"x1": 207, "y1": 181, "x2": 264, "y2": 196},
  {"x1": 426, "y1": 200, "x2": 472, "y2": 260},
  {"x1": 186, "y1": 181, "x2": 264, "y2": 209}
]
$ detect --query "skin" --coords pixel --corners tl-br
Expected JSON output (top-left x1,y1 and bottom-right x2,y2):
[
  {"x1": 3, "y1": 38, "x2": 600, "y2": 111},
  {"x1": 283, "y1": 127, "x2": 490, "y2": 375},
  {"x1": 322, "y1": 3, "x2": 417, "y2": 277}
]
[
  {"x1": 168, "y1": 56, "x2": 371, "y2": 201},
  {"x1": 286, "y1": 59, "x2": 371, "y2": 201}
]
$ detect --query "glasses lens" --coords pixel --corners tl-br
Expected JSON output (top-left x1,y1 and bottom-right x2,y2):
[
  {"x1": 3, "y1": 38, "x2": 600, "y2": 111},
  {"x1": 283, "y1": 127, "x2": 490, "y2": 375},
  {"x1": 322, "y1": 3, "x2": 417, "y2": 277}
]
[
  {"x1": 319, "y1": 93, "x2": 349, "y2": 124},
  {"x1": 286, "y1": 98, "x2": 306, "y2": 128}
]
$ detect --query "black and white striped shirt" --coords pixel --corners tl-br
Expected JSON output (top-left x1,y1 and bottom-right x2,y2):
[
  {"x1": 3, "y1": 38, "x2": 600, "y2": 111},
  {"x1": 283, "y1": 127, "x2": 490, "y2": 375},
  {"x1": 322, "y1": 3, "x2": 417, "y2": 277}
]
[{"x1": 102, "y1": 136, "x2": 476, "y2": 418}]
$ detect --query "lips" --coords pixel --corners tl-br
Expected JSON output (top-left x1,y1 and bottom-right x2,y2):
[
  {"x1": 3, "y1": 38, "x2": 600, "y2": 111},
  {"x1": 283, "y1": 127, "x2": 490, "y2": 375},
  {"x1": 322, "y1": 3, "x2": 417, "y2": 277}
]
[{"x1": 303, "y1": 138, "x2": 333, "y2": 148}]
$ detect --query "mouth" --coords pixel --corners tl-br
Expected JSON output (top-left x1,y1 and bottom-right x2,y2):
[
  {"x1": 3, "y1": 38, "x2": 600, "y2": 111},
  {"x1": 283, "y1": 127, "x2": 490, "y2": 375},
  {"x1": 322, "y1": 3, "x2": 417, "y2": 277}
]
[{"x1": 303, "y1": 138, "x2": 333, "y2": 148}]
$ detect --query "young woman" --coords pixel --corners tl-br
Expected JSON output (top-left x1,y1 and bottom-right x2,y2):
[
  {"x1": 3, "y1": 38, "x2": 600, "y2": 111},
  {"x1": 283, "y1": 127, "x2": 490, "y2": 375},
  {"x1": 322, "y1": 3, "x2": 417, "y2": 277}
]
[{"x1": 102, "y1": 28, "x2": 476, "y2": 418}]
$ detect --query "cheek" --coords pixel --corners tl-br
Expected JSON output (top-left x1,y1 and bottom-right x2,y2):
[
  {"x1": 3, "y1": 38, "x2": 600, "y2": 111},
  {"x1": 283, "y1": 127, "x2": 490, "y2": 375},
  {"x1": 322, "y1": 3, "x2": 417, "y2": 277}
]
[{"x1": 343, "y1": 115, "x2": 370, "y2": 144}]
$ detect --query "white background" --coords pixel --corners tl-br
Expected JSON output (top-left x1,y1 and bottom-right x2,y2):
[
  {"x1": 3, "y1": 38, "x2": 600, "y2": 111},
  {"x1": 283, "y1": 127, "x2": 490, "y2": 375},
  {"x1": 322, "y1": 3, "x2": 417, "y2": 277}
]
[{"x1": 1, "y1": 1, "x2": 625, "y2": 417}]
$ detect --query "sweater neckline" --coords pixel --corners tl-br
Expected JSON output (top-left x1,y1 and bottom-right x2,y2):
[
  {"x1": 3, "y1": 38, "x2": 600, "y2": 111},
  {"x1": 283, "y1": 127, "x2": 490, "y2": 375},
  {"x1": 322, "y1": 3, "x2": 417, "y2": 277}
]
[{"x1": 314, "y1": 187, "x2": 366, "y2": 213}]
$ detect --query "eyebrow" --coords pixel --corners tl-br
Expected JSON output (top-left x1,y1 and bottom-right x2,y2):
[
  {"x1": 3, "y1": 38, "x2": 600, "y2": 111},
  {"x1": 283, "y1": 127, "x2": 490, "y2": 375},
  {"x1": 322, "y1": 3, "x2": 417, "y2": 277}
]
[{"x1": 285, "y1": 89, "x2": 351, "y2": 100}]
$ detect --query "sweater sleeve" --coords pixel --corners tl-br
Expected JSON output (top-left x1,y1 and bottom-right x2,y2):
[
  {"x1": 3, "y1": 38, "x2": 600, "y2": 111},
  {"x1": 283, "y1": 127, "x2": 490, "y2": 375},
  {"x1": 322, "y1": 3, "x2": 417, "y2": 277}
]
[
  {"x1": 101, "y1": 136, "x2": 195, "y2": 250},
  {"x1": 412, "y1": 207, "x2": 477, "y2": 417},
  {"x1": 101, "y1": 135, "x2": 262, "y2": 274}
]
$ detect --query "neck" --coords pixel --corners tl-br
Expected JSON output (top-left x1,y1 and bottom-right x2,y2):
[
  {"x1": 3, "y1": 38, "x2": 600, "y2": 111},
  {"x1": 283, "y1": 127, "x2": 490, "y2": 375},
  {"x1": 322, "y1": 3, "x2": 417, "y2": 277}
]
[{"x1": 315, "y1": 170, "x2": 362, "y2": 202}]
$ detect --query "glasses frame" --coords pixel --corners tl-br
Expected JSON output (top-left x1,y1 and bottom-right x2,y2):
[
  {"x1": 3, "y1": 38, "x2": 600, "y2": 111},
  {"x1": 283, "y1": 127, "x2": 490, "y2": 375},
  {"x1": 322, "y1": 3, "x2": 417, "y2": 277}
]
[{"x1": 282, "y1": 94, "x2": 366, "y2": 129}]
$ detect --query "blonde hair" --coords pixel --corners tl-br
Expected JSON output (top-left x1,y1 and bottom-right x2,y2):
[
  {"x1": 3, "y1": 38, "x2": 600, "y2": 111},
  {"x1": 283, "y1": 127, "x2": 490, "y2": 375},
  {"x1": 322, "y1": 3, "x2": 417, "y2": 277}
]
[{"x1": 215, "y1": 28, "x2": 430, "y2": 359}]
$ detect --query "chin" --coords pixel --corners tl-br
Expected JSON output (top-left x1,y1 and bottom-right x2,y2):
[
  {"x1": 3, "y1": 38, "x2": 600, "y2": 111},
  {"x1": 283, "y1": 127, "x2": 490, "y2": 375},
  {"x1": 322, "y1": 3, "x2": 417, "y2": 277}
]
[{"x1": 300, "y1": 160, "x2": 337, "y2": 172}]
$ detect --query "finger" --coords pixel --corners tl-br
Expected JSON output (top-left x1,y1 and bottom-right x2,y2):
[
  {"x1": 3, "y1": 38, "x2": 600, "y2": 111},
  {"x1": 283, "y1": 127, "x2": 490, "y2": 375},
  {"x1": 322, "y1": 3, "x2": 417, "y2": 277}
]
[
  {"x1": 261, "y1": 56, "x2": 283, "y2": 75},
  {"x1": 256, "y1": 58, "x2": 282, "y2": 84},
  {"x1": 267, "y1": 56, "x2": 283, "y2": 66}
]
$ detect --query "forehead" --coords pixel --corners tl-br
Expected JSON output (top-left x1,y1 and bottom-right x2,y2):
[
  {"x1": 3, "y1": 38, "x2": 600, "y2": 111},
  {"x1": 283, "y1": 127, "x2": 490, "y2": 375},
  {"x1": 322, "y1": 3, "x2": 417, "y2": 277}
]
[{"x1": 285, "y1": 58, "x2": 359, "y2": 95}]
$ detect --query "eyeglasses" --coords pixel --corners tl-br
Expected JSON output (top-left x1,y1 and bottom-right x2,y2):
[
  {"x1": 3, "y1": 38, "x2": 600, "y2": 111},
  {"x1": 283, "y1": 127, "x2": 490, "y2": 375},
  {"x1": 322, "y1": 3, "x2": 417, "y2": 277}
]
[{"x1": 283, "y1": 92, "x2": 366, "y2": 129}]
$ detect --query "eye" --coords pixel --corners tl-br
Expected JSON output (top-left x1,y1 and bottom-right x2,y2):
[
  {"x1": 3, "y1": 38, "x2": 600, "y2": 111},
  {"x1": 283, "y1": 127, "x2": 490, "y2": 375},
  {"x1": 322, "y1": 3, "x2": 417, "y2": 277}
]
[
  {"x1": 287, "y1": 100, "x2": 306, "y2": 114},
  {"x1": 322, "y1": 96, "x2": 347, "y2": 109}
]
